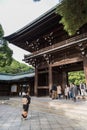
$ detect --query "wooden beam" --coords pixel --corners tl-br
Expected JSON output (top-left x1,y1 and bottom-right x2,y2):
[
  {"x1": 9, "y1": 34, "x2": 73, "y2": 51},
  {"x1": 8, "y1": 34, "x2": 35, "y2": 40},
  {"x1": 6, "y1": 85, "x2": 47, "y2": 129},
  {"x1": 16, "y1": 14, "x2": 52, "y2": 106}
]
[{"x1": 51, "y1": 56, "x2": 83, "y2": 67}]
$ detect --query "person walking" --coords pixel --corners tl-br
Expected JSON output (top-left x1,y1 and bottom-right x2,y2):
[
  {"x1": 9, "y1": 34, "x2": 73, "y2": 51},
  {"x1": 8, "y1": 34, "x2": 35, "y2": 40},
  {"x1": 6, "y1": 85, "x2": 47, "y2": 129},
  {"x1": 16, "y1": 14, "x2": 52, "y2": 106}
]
[
  {"x1": 79, "y1": 82, "x2": 86, "y2": 99},
  {"x1": 21, "y1": 89, "x2": 31, "y2": 120},
  {"x1": 72, "y1": 84, "x2": 78, "y2": 102},
  {"x1": 57, "y1": 84, "x2": 62, "y2": 99},
  {"x1": 64, "y1": 85, "x2": 70, "y2": 100},
  {"x1": 69, "y1": 83, "x2": 74, "y2": 99},
  {"x1": 52, "y1": 84, "x2": 57, "y2": 99}
]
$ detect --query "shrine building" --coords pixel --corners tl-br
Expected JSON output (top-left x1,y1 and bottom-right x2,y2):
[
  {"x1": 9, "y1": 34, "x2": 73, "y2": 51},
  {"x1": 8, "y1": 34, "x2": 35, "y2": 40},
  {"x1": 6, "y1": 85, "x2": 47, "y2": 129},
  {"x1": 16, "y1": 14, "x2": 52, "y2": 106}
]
[
  {"x1": 5, "y1": 5, "x2": 87, "y2": 96},
  {"x1": 0, "y1": 72, "x2": 34, "y2": 96}
]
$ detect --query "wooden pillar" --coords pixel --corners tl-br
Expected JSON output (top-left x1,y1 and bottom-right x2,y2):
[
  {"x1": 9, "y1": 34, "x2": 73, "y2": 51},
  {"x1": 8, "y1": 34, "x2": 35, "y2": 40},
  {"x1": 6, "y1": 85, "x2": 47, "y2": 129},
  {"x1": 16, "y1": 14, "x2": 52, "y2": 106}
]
[
  {"x1": 49, "y1": 65, "x2": 53, "y2": 91},
  {"x1": 34, "y1": 68, "x2": 38, "y2": 96},
  {"x1": 62, "y1": 71, "x2": 68, "y2": 90},
  {"x1": 83, "y1": 57, "x2": 87, "y2": 86}
]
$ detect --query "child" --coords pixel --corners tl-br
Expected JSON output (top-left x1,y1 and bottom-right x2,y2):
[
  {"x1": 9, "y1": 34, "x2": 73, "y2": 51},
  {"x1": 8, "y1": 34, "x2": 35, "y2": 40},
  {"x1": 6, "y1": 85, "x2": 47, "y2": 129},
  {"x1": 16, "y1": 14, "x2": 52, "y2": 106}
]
[{"x1": 21, "y1": 90, "x2": 31, "y2": 120}]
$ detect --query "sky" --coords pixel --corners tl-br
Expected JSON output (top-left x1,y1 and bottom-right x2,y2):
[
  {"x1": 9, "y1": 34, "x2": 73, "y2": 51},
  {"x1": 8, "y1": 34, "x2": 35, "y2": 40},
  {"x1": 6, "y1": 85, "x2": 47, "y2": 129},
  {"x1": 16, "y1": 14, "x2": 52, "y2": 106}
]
[{"x1": 0, "y1": 0, "x2": 59, "y2": 64}]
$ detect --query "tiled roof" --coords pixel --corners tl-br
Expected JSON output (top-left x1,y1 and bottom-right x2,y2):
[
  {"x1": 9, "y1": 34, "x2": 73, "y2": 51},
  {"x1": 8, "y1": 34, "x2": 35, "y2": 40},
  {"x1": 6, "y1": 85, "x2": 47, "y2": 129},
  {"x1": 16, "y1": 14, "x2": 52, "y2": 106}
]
[{"x1": 0, "y1": 72, "x2": 35, "y2": 81}]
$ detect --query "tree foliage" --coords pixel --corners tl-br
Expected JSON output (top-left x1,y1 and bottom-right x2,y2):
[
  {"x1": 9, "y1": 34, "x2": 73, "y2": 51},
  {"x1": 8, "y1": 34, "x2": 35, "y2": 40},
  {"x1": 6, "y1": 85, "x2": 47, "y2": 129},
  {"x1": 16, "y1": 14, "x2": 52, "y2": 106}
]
[
  {"x1": 56, "y1": 0, "x2": 87, "y2": 36},
  {"x1": 0, "y1": 41, "x2": 13, "y2": 67},
  {"x1": 0, "y1": 59, "x2": 34, "y2": 74},
  {"x1": 0, "y1": 24, "x2": 13, "y2": 67},
  {"x1": 68, "y1": 71, "x2": 85, "y2": 85}
]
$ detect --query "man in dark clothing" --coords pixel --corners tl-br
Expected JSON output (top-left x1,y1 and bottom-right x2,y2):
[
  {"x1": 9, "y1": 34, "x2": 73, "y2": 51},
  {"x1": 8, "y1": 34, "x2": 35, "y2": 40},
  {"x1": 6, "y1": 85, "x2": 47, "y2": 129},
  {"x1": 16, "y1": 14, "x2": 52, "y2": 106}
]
[{"x1": 52, "y1": 84, "x2": 57, "y2": 99}]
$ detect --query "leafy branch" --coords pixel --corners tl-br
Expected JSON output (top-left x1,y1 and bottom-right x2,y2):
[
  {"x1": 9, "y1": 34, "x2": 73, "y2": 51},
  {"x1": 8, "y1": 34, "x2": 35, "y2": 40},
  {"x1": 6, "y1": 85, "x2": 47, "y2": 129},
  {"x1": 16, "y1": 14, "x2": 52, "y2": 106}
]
[{"x1": 56, "y1": 0, "x2": 87, "y2": 36}]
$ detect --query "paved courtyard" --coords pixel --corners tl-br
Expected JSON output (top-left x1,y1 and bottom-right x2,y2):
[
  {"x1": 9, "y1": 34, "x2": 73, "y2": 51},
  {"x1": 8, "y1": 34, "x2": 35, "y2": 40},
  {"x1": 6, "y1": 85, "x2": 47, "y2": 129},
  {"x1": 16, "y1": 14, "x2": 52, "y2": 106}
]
[{"x1": 0, "y1": 97, "x2": 87, "y2": 130}]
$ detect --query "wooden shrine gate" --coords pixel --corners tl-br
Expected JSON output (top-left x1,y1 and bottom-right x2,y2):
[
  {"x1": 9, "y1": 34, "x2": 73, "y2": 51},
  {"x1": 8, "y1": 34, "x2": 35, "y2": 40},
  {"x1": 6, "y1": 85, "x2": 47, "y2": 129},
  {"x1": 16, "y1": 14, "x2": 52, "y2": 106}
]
[{"x1": 5, "y1": 5, "x2": 87, "y2": 96}]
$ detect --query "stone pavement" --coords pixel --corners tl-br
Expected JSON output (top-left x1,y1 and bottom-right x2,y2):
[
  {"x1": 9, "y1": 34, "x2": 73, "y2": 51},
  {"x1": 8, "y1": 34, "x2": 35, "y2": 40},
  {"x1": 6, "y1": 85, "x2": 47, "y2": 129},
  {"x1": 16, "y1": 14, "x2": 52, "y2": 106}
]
[{"x1": 0, "y1": 96, "x2": 87, "y2": 130}]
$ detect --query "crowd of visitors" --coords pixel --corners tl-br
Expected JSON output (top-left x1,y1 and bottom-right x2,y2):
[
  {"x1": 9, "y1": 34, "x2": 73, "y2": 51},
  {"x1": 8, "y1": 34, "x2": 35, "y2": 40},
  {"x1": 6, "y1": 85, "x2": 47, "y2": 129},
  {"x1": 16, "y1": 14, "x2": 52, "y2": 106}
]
[{"x1": 50, "y1": 82, "x2": 87, "y2": 102}]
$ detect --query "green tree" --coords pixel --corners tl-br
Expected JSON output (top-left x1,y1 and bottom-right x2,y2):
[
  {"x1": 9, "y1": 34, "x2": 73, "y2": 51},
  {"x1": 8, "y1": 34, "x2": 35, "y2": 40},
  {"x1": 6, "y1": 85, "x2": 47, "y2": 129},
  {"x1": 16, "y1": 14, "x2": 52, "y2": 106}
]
[
  {"x1": 0, "y1": 24, "x2": 13, "y2": 67},
  {"x1": 0, "y1": 59, "x2": 34, "y2": 74},
  {"x1": 68, "y1": 71, "x2": 85, "y2": 85},
  {"x1": 10, "y1": 59, "x2": 34, "y2": 74},
  {"x1": 56, "y1": 0, "x2": 87, "y2": 36}
]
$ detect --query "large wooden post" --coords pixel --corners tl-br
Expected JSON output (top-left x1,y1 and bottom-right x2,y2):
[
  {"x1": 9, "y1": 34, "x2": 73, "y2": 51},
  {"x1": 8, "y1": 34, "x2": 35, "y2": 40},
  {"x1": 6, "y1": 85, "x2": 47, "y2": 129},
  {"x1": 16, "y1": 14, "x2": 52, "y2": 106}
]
[
  {"x1": 34, "y1": 68, "x2": 38, "y2": 96},
  {"x1": 83, "y1": 57, "x2": 87, "y2": 86},
  {"x1": 49, "y1": 65, "x2": 53, "y2": 92},
  {"x1": 62, "y1": 71, "x2": 68, "y2": 91}
]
